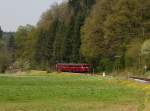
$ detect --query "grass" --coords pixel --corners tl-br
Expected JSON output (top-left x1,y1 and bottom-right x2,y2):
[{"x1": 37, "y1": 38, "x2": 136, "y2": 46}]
[{"x1": 0, "y1": 71, "x2": 149, "y2": 111}]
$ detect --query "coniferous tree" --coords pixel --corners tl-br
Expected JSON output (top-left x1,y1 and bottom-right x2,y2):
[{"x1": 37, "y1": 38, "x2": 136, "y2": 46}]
[
  {"x1": 0, "y1": 26, "x2": 3, "y2": 40},
  {"x1": 7, "y1": 35, "x2": 16, "y2": 62}
]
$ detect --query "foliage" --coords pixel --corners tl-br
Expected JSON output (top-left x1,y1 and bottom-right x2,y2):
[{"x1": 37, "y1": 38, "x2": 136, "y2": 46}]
[
  {"x1": 0, "y1": 26, "x2": 2, "y2": 39},
  {"x1": 0, "y1": 50, "x2": 11, "y2": 73},
  {"x1": 1, "y1": 0, "x2": 149, "y2": 73},
  {"x1": 30, "y1": 0, "x2": 95, "y2": 69},
  {"x1": 81, "y1": 0, "x2": 150, "y2": 72},
  {"x1": 141, "y1": 39, "x2": 150, "y2": 66},
  {"x1": 0, "y1": 27, "x2": 12, "y2": 73},
  {"x1": 15, "y1": 25, "x2": 35, "y2": 69},
  {"x1": 141, "y1": 39, "x2": 150, "y2": 55},
  {"x1": 125, "y1": 39, "x2": 143, "y2": 68}
]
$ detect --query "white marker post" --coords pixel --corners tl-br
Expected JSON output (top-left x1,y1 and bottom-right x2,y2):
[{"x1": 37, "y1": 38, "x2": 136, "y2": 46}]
[{"x1": 102, "y1": 72, "x2": 106, "y2": 77}]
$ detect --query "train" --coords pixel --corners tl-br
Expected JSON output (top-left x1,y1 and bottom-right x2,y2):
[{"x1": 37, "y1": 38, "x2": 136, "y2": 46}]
[{"x1": 55, "y1": 63, "x2": 92, "y2": 73}]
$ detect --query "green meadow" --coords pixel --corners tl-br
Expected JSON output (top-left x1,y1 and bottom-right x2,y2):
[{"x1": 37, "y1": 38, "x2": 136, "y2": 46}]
[{"x1": 0, "y1": 72, "x2": 149, "y2": 111}]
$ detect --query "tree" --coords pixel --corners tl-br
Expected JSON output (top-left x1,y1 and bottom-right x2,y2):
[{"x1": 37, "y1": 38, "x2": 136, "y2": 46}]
[
  {"x1": 0, "y1": 37, "x2": 11, "y2": 73},
  {"x1": 141, "y1": 39, "x2": 150, "y2": 68},
  {"x1": 15, "y1": 25, "x2": 35, "y2": 69},
  {"x1": 34, "y1": 18, "x2": 59, "y2": 69},
  {"x1": 0, "y1": 51, "x2": 11, "y2": 73},
  {"x1": 80, "y1": 0, "x2": 116, "y2": 60},
  {"x1": 0, "y1": 26, "x2": 2, "y2": 40},
  {"x1": 141, "y1": 39, "x2": 150, "y2": 56},
  {"x1": 66, "y1": 0, "x2": 95, "y2": 62},
  {"x1": 125, "y1": 39, "x2": 142, "y2": 69},
  {"x1": 7, "y1": 35, "x2": 16, "y2": 63}
]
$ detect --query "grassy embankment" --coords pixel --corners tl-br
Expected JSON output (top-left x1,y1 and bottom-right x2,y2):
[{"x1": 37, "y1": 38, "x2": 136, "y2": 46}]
[{"x1": 0, "y1": 71, "x2": 149, "y2": 111}]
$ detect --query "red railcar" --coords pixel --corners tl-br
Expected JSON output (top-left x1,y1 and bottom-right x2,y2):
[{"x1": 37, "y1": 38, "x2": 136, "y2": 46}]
[{"x1": 56, "y1": 63, "x2": 92, "y2": 73}]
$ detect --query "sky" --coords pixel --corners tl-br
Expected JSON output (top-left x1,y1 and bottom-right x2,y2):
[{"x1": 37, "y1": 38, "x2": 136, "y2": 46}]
[{"x1": 0, "y1": 0, "x2": 63, "y2": 32}]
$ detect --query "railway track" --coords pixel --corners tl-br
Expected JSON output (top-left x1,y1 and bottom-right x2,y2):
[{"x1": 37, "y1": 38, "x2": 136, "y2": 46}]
[{"x1": 130, "y1": 77, "x2": 150, "y2": 83}]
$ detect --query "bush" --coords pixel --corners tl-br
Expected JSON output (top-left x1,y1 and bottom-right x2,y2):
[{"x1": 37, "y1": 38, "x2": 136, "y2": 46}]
[
  {"x1": 0, "y1": 51, "x2": 11, "y2": 73},
  {"x1": 14, "y1": 59, "x2": 32, "y2": 71},
  {"x1": 96, "y1": 58, "x2": 113, "y2": 73}
]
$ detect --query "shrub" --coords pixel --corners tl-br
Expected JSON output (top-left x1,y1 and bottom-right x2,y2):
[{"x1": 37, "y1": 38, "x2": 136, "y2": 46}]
[{"x1": 0, "y1": 51, "x2": 11, "y2": 73}]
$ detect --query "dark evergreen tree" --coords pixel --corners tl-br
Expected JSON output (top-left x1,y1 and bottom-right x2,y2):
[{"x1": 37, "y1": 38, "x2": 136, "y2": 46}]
[
  {"x1": 7, "y1": 35, "x2": 16, "y2": 62},
  {"x1": 34, "y1": 18, "x2": 59, "y2": 69},
  {"x1": 0, "y1": 26, "x2": 3, "y2": 40},
  {"x1": 7, "y1": 35, "x2": 16, "y2": 51},
  {"x1": 65, "y1": 0, "x2": 95, "y2": 63}
]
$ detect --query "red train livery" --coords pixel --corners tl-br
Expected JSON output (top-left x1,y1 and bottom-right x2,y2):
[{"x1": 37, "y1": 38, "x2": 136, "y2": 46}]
[{"x1": 56, "y1": 63, "x2": 92, "y2": 73}]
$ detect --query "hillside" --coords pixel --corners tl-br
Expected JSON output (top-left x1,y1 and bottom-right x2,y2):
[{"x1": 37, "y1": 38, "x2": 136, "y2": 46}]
[{"x1": 0, "y1": 0, "x2": 150, "y2": 74}]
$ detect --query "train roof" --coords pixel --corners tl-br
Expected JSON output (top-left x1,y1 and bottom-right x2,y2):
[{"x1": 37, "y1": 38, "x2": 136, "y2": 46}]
[{"x1": 56, "y1": 63, "x2": 92, "y2": 66}]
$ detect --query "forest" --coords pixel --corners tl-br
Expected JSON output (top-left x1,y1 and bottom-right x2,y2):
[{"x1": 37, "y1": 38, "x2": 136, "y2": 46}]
[{"x1": 0, "y1": 0, "x2": 150, "y2": 74}]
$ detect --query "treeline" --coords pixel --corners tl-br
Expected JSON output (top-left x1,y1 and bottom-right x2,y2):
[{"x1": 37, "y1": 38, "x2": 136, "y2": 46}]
[
  {"x1": 14, "y1": 0, "x2": 96, "y2": 71},
  {"x1": 0, "y1": 0, "x2": 150, "y2": 73},
  {"x1": 81, "y1": 0, "x2": 150, "y2": 72},
  {"x1": 0, "y1": 27, "x2": 16, "y2": 73}
]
